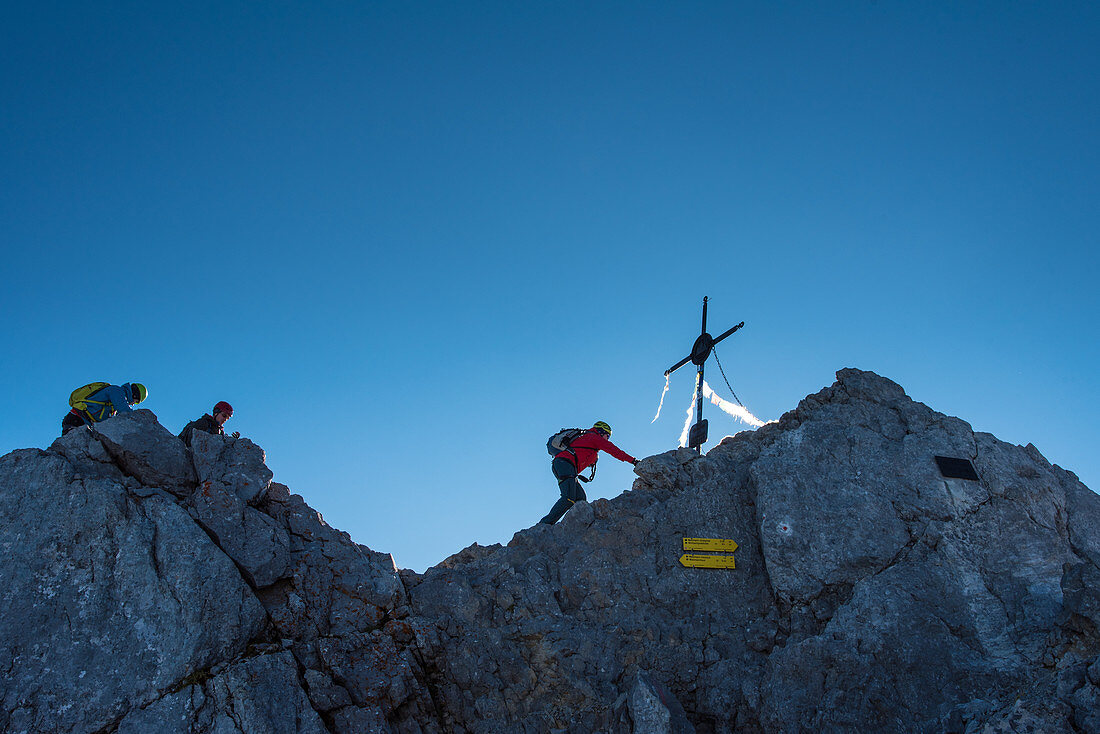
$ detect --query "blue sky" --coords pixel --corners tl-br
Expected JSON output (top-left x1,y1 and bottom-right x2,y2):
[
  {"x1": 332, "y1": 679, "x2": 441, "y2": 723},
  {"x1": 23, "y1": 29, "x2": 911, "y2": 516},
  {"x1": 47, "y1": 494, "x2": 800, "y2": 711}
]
[{"x1": 2, "y1": 2, "x2": 1097, "y2": 572}]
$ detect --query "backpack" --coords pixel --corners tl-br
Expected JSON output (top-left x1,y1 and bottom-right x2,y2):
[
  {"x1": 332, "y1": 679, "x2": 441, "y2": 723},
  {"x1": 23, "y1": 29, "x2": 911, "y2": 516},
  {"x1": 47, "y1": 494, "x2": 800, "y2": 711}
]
[
  {"x1": 547, "y1": 428, "x2": 598, "y2": 480},
  {"x1": 69, "y1": 382, "x2": 111, "y2": 413},
  {"x1": 547, "y1": 428, "x2": 586, "y2": 456}
]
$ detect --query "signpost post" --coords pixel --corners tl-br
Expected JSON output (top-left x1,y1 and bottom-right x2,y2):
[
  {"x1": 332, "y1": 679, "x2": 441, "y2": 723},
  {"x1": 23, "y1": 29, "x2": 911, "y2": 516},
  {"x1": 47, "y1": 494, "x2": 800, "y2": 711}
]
[{"x1": 664, "y1": 297, "x2": 744, "y2": 452}]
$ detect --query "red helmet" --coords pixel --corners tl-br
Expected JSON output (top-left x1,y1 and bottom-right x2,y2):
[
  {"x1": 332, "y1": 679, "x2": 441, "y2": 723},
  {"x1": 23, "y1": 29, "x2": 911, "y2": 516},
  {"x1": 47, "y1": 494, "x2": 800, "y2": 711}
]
[{"x1": 214, "y1": 401, "x2": 233, "y2": 417}]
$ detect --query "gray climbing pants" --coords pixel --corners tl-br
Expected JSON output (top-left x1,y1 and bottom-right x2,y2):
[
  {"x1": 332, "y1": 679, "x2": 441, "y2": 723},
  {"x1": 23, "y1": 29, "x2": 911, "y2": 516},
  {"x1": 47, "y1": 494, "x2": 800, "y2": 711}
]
[{"x1": 540, "y1": 457, "x2": 586, "y2": 525}]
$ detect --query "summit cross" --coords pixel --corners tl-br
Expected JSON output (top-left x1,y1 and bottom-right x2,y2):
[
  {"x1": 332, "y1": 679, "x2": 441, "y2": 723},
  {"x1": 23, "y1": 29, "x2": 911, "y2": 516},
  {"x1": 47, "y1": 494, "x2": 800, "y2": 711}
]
[{"x1": 664, "y1": 296, "x2": 744, "y2": 452}]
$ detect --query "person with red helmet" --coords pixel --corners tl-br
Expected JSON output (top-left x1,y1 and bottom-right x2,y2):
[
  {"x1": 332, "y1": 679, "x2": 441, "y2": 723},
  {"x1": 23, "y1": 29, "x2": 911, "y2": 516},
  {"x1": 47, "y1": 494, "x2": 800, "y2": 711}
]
[{"x1": 178, "y1": 401, "x2": 238, "y2": 447}]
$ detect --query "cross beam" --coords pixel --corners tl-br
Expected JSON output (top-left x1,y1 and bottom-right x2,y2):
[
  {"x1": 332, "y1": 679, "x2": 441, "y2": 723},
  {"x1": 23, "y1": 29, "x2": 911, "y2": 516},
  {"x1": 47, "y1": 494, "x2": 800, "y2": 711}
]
[{"x1": 664, "y1": 296, "x2": 744, "y2": 451}]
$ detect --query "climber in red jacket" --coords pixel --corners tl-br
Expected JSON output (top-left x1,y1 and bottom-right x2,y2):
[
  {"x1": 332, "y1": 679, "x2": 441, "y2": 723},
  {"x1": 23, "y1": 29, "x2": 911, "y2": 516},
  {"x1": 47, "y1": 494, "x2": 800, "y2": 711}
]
[{"x1": 540, "y1": 421, "x2": 637, "y2": 525}]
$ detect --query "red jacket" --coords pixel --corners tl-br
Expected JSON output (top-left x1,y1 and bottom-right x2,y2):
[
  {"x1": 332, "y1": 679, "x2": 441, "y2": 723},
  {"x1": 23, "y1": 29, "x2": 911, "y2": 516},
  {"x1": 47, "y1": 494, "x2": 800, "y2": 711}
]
[{"x1": 556, "y1": 430, "x2": 636, "y2": 471}]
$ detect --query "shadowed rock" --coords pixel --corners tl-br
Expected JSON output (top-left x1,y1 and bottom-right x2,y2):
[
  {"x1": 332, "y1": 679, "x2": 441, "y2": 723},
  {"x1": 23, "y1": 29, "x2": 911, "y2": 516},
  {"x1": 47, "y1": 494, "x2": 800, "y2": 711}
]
[
  {"x1": 89, "y1": 409, "x2": 197, "y2": 495},
  {"x1": 190, "y1": 429, "x2": 273, "y2": 504},
  {"x1": 3, "y1": 368, "x2": 1098, "y2": 733},
  {"x1": 115, "y1": 650, "x2": 326, "y2": 733},
  {"x1": 0, "y1": 449, "x2": 264, "y2": 733},
  {"x1": 400, "y1": 369, "x2": 1100, "y2": 733},
  {"x1": 188, "y1": 480, "x2": 291, "y2": 588}
]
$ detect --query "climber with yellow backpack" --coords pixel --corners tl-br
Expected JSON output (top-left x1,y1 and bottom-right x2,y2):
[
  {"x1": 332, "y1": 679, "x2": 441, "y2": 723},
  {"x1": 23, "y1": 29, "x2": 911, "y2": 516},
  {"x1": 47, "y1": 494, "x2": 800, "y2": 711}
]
[{"x1": 62, "y1": 382, "x2": 148, "y2": 435}]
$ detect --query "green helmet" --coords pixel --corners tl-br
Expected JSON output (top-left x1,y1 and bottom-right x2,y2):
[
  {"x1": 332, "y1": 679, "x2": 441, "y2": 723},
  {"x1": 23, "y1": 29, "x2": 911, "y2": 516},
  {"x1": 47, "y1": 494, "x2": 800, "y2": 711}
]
[
  {"x1": 131, "y1": 383, "x2": 148, "y2": 404},
  {"x1": 593, "y1": 421, "x2": 612, "y2": 436}
]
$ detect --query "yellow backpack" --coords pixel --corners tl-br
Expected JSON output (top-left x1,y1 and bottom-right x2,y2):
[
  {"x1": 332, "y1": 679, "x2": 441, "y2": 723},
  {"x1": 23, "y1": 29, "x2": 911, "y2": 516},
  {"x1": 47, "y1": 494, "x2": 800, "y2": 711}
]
[{"x1": 69, "y1": 382, "x2": 111, "y2": 413}]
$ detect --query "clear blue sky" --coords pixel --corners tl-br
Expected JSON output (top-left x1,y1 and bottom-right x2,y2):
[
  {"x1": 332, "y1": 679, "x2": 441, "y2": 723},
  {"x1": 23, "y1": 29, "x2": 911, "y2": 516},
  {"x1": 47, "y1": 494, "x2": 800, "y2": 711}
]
[{"x1": 3, "y1": 2, "x2": 1097, "y2": 572}]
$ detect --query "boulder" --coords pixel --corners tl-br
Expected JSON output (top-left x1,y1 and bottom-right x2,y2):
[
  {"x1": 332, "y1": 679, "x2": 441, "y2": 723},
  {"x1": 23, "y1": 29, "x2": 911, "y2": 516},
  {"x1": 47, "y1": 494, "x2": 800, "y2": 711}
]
[
  {"x1": 612, "y1": 673, "x2": 694, "y2": 734},
  {"x1": 91, "y1": 409, "x2": 197, "y2": 495},
  {"x1": 190, "y1": 429, "x2": 273, "y2": 504},
  {"x1": 49, "y1": 424, "x2": 121, "y2": 481}
]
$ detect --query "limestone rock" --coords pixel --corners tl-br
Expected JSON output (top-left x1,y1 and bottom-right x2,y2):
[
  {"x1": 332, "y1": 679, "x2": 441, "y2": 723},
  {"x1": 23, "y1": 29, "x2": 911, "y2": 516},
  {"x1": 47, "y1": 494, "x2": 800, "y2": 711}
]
[
  {"x1": 633, "y1": 447, "x2": 698, "y2": 490},
  {"x1": 92, "y1": 409, "x2": 197, "y2": 495},
  {"x1": 3, "y1": 367, "x2": 1099, "y2": 733},
  {"x1": 259, "y1": 491, "x2": 406, "y2": 640},
  {"x1": 48, "y1": 424, "x2": 120, "y2": 481},
  {"x1": 0, "y1": 449, "x2": 264, "y2": 734},
  {"x1": 612, "y1": 673, "x2": 694, "y2": 734},
  {"x1": 190, "y1": 428, "x2": 273, "y2": 504},
  {"x1": 188, "y1": 480, "x2": 291, "y2": 588},
  {"x1": 254, "y1": 487, "x2": 435, "y2": 732},
  {"x1": 3, "y1": 410, "x2": 429, "y2": 734},
  {"x1": 398, "y1": 368, "x2": 1100, "y2": 733},
  {"x1": 115, "y1": 651, "x2": 326, "y2": 734}
]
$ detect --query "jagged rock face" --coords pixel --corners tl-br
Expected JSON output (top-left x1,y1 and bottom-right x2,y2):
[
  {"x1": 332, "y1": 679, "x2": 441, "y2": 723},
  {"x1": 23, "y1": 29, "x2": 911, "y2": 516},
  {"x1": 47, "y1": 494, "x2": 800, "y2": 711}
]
[
  {"x1": 1, "y1": 370, "x2": 1098, "y2": 734},
  {"x1": 91, "y1": 408, "x2": 197, "y2": 496},
  {"x1": 400, "y1": 369, "x2": 1100, "y2": 733},
  {"x1": 114, "y1": 650, "x2": 326, "y2": 734},
  {"x1": 0, "y1": 415, "x2": 429, "y2": 734},
  {"x1": 0, "y1": 445, "x2": 264, "y2": 733}
]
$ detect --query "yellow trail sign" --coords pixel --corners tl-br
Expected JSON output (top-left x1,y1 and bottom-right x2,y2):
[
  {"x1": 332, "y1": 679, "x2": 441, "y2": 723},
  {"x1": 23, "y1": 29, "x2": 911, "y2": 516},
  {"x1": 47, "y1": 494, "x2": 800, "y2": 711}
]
[
  {"x1": 680, "y1": 553, "x2": 736, "y2": 569},
  {"x1": 682, "y1": 537, "x2": 739, "y2": 553}
]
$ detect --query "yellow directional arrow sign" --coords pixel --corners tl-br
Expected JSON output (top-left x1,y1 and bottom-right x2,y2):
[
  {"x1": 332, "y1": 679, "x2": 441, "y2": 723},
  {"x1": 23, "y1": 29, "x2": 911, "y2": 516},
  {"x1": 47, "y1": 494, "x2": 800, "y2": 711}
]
[
  {"x1": 682, "y1": 537, "x2": 739, "y2": 553},
  {"x1": 680, "y1": 553, "x2": 736, "y2": 569}
]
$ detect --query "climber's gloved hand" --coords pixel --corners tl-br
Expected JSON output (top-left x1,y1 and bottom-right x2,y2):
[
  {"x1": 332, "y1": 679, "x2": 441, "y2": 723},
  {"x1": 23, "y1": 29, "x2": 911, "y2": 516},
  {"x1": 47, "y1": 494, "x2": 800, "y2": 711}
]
[{"x1": 230, "y1": 431, "x2": 240, "y2": 439}]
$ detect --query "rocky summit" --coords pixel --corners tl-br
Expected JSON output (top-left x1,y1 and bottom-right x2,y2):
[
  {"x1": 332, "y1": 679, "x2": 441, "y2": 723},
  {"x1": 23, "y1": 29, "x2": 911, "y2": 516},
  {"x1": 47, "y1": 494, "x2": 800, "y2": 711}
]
[{"x1": 1, "y1": 369, "x2": 1098, "y2": 733}]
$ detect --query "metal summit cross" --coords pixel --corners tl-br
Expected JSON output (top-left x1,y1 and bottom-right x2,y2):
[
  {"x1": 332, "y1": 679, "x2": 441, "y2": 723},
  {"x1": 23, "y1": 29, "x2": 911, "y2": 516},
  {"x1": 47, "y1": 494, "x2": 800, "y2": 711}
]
[{"x1": 664, "y1": 296, "x2": 744, "y2": 452}]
